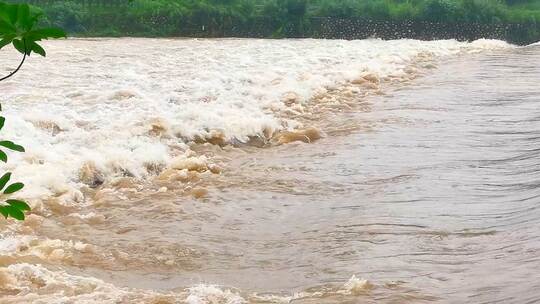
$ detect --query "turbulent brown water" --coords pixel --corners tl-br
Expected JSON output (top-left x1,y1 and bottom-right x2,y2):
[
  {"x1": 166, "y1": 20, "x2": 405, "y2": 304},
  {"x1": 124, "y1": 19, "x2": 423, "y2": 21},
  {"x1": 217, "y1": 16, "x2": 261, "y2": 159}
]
[{"x1": 0, "y1": 39, "x2": 539, "y2": 303}]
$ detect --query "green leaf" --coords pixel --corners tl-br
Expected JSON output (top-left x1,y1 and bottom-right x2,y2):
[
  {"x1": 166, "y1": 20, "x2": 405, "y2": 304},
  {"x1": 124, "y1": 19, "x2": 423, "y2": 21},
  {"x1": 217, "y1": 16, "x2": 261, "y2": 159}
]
[
  {"x1": 0, "y1": 150, "x2": 7, "y2": 163},
  {"x1": 4, "y1": 182, "x2": 24, "y2": 194},
  {"x1": 30, "y1": 41, "x2": 45, "y2": 57},
  {"x1": 0, "y1": 141, "x2": 25, "y2": 152},
  {"x1": 16, "y1": 4, "x2": 31, "y2": 31},
  {"x1": 4, "y1": 4, "x2": 18, "y2": 24},
  {"x1": 0, "y1": 18, "x2": 16, "y2": 34},
  {"x1": 0, "y1": 117, "x2": 4, "y2": 130},
  {"x1": 12, "y1": 39, "x2": 27, "y2": 55},
  {"x1": 0, "y1": 36, "x2": 15, "y2": 50},
  {"x1": 0, "y1": 3, "x2": 17, "y2": 25},
  {"x1": 0, "y1": 206, "x2": 8, "y2": 219},
  {"x1": 6, "y1": 199, "x2": 30, "y2": 211},
  {"x1": 5, "y1": 206, "x2": 24, "y2": 220},
  {"x1": 0, "y1": 172, "x2": 11, "y2": 191},
  {"x1": 0, "y1": 205, "x2": 25, "y2": 220}
]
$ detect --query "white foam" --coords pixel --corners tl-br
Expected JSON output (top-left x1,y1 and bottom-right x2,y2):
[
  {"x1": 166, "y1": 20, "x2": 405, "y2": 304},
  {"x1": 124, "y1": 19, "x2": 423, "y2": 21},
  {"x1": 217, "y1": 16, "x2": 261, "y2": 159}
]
[
  {"x1": 0, "y1": 263, "x2": 249, "y2": 304},
  {"x1": 0, "y1": 38, "x2": 512, "y2": 202},
  {"x1": 0, "y1": 263, "x2": 132, "y2": 304},
  {"x1": 186, "y1": 285, "x2": 246, "y2": 304},
  {"x1": 0, "y1": 233, "x2": 96, "y2": 263},
  {"x1": 342, "y1": 275, "x2": 374, "y2": 294}
]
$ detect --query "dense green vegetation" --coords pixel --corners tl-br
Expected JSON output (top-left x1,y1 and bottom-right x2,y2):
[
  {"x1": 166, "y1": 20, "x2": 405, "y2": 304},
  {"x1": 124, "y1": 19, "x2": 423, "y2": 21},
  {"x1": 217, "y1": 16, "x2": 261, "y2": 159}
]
[
  {"x1": 313, "y1": 0, "x2": 540, "y2": 22},
  {"x1": 12, "y1": 0, "x2": 539, "y2": 38}
]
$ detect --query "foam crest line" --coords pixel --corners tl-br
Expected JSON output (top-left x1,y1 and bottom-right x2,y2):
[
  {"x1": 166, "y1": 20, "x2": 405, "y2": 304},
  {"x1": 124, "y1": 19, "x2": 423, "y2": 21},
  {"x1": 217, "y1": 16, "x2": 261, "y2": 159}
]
[
  {"x1": 0, "y1": 263, "x2": 382, "y2": 304},
  {"x1": 0, "y1": 38, "x2": 512, "y2": 202}
]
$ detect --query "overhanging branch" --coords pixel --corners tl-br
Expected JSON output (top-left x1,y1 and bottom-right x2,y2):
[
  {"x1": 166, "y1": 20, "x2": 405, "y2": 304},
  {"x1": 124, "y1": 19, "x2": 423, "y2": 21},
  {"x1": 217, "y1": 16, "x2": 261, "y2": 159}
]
[{"x1": 0, "y1": 40, "x2": 27, "y2": 82}]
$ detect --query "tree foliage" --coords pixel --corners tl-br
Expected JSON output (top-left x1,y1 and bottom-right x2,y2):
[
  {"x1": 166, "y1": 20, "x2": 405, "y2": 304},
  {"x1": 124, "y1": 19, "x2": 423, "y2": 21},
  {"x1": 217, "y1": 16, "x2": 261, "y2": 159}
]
[
  {"x1": 0, "y1": 2, "x2": 66, "y2": 57},
  {"x1": 16, "y1": 0, "x2": 539, "y2": 38},
  {"x1": 0, "y1": 105, "x2": 28, "y2": 221}
]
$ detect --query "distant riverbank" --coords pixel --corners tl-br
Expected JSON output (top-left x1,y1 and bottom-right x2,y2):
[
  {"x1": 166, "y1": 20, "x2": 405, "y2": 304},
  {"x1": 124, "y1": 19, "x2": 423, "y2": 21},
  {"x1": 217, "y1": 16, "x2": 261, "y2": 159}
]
[
  {"x1": 48, "y1": 15, "x2": 540, "y2": 45},
  {"x1": 11, "y1": 0, "x2": 540, "y2": 45}
]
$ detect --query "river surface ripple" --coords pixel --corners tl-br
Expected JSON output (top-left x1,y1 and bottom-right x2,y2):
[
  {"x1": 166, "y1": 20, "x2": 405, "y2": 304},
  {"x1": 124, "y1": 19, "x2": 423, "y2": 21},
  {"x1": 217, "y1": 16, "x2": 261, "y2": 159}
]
[{"x1": 190, "y1": 45, "x2": 540, "y2": 303}]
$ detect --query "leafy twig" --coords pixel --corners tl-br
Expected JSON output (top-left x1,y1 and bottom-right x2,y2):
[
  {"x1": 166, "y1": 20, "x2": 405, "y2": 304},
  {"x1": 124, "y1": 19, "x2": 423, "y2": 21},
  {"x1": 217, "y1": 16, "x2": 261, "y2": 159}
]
[{"x1": 0, "y1": 39, "x2": 26, "y2": 82}]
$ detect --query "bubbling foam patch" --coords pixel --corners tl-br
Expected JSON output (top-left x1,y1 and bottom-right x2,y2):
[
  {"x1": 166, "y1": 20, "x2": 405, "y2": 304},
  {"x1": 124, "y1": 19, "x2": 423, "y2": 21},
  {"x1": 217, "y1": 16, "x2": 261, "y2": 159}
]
[
  {"x1": 0, "y1": 263, "x2": 248, "y2": 304},
  {"x1": 0, "y1": 265, "x2": 384, "y2": 304}
]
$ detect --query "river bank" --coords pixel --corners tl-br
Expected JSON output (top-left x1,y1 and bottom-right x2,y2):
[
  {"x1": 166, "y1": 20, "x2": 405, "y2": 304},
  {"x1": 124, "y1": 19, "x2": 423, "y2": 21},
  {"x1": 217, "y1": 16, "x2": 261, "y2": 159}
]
[
  {"x1": 8, "y1": 0, "x2": 540, "y2": 44},
  {"x1": 59, "y1": 16, "x2": 540, "y2": 45}
]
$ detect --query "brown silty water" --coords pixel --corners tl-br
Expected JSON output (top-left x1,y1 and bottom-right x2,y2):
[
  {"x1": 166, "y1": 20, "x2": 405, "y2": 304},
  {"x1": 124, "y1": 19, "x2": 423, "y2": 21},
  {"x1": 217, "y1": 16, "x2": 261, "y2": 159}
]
[{"x1": 0, "y1": 39, "x2": 539, "y2": 303}]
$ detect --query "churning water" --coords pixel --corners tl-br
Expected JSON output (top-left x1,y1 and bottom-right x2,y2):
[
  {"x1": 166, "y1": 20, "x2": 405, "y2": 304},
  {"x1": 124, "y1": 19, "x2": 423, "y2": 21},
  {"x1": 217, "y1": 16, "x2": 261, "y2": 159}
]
[{"x1": 0, "y1": 38, "x2": 538, "y2": 303}]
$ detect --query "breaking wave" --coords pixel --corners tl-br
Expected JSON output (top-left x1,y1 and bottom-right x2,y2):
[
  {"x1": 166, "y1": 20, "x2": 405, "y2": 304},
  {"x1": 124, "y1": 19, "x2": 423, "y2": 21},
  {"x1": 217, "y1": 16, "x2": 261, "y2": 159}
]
[{"x1": 0, "y1": 38, "x2": 512, "y2": 206}]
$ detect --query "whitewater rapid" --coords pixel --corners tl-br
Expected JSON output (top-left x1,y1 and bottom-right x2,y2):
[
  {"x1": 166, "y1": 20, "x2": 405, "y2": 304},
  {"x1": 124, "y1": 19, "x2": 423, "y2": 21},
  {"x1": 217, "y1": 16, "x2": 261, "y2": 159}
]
[
  {"x1": 0, "y1": 38, "x2": 510, "y2": 202},
  {"x1": 0, "y1": 38, "x2": 523, "y2": 303}
]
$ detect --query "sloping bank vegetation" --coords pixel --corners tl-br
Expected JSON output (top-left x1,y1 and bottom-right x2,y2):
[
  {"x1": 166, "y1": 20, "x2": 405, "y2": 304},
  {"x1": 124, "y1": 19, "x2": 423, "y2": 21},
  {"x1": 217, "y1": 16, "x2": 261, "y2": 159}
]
[{"x1": 8, "y1": 0, "x2": 540, "y2": 43}]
